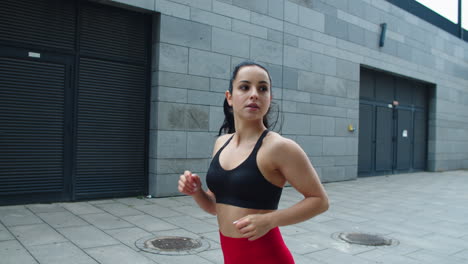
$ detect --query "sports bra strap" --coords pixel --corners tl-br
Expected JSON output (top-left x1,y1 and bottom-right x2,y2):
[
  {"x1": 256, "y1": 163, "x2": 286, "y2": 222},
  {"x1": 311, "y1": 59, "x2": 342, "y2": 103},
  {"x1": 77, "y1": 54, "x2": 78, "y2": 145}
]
[{"x1": 252, "y1": 130, "x2": 269, "y2": 153}]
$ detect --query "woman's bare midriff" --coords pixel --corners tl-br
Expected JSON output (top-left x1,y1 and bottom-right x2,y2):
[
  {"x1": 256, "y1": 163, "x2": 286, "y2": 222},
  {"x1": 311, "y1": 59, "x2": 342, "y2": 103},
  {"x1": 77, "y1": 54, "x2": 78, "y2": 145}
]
[{"x1": 216, "y1": 203, "x2": 275, "y2": 238}]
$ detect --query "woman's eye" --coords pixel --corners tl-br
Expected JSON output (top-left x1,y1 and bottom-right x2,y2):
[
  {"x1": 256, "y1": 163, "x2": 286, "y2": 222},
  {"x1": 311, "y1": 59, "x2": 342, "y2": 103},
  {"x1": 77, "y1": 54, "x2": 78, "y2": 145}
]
[
  {"x1": 260, "y1": 86, "x2": 268, "y2": 92},
  {"x1": 240, "y1": 85, "x2": 249, "y2": 90}
]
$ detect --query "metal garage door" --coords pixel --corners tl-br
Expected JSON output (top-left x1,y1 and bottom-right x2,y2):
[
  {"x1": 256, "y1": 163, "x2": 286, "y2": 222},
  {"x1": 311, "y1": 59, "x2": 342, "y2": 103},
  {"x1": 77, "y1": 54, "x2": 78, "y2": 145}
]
[
  {"x1": 0, "y1": 0, "x2": 151, "y2": 204},
  {"x1": 358, "y1": 68, "x2": 428, "y2": 177}
]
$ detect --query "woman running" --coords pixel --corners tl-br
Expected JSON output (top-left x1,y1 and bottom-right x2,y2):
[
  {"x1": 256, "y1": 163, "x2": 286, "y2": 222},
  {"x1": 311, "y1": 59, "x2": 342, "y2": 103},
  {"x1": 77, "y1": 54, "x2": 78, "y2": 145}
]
[{"x1": 178, "y1": 61, "x2": 329, "y2": 264}]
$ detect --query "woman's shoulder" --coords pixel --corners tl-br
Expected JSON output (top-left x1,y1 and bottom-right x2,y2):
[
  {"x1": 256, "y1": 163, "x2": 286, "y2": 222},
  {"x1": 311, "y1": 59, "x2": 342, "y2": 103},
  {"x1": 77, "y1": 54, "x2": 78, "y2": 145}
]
[
  {"x1": 264, "y1": 131, "x2": 301, "y2": 152},
  {"x1": 213, "y1": 133, "x2": 234, "y2": 153}
]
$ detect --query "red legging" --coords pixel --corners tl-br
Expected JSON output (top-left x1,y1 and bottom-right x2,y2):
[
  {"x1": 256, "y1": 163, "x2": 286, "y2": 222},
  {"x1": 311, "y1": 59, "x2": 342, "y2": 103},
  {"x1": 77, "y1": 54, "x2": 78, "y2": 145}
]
[{"x1": 219, "y1": 227, "x2": 295, "y2": 264}]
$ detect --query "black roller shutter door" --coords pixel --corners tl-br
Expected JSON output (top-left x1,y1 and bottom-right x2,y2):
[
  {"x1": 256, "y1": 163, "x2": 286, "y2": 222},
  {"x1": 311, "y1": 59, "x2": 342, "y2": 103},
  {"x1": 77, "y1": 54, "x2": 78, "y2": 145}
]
[
  {"x1": 0, "y1": 53, "x2": 71, "y2": 204},
  {"x1": 75, "y1": 2, "x2": 150, "y2": 199}
]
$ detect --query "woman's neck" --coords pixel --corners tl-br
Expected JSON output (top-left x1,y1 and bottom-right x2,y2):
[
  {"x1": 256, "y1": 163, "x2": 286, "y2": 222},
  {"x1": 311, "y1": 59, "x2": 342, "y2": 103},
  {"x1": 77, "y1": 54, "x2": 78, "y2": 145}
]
[{"x1": 232, "y1": 119, "x2": 266, "y2": 145}]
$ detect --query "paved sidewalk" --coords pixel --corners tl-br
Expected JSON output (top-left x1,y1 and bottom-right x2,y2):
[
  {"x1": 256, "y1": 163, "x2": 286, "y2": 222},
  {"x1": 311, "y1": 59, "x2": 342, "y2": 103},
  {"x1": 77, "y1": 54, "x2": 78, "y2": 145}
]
[{"x1": 1, "y1": 170, "x2": 468, "y2": 264}]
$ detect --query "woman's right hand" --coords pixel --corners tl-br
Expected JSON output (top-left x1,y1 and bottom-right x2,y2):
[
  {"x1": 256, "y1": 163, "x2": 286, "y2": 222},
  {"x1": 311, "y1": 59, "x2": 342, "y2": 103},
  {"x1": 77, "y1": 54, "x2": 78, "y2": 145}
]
[{"x1": 178, "y1": 170, "x2": 202, "y2": 196}]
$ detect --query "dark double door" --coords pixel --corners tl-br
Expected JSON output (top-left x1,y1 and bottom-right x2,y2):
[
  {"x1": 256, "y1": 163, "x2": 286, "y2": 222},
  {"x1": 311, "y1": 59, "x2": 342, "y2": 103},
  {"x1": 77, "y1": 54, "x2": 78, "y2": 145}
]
[
  {"x1": 358, "y1": 68, "x2": 428, "y2": 177},
  {"x1": 0, "y1": 0, "x2": 151, "y2": 205}
]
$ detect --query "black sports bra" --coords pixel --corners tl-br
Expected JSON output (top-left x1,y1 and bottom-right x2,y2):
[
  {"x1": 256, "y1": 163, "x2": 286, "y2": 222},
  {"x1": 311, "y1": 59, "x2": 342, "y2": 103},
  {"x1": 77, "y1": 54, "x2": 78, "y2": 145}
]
[{"x1": 206, "y1": 130, "x2": 283, "y2": 210}]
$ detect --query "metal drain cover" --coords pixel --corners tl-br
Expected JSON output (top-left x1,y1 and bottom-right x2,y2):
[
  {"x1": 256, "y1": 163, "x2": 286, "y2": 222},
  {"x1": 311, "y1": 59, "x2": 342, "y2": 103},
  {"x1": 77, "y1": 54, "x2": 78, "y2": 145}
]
[
  {"x1": 146, "y1": 236, "x2": 201, "y2": 251},
  {"x1": 135, "y1": 235, "x2": 210, "y2": 255},
  {"x1": 338, "y1": 232, "x2": 394, "y2": 246}
]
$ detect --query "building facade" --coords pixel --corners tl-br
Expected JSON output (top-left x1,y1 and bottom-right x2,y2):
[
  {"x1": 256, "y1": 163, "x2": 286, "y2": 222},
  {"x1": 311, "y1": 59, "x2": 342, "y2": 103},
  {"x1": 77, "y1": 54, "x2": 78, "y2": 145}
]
[{"x1": 1, "y1": 0, "x2": 467, "y2": 204}]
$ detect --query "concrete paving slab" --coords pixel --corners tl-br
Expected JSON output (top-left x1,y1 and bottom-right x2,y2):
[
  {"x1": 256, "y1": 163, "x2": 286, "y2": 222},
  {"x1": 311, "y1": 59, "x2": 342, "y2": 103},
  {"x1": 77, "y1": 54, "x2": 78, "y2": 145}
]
[
  {"x1": 116, "y1": 197, "x2": 154, "y2": 207},
  {"x1": 105, "y1": 227, "x2": 152, "y2": 251},
  {"x1": 61, "y1": 202, "x2": 104, "y2": 215},
  {"x1": 405, "y1": 248, "x2": 467, "y2": 264},
  {"x1": 141, "y1": 250, "x2": 214, "y2": 264},
  {"x1": 26, "y1": 204, "x2": 67, "y2": 214},
  {"x1": 164, "y1": 215, "x2": 219, "y2": 234},
  {"x1": 133, "y1": 204, "x2": 182, "y2": 218},
  {"x1": 85, "y1": 245, "x2": 156, "y2": 264},
  {"x1": 0, "y1": 229, "x2": 14, "y2": 241},
  {"x1": 80, "y1": 213, "x2": 134, "y2": 230},
  {"x1": 9, "y1": 223, "x2": 68, "y2": 247},
  {"x1": 57, "y1": 225, "x2": 119, "y2": 249},
  {"x1": 1, "y1": 171, "x2": 467, "y2": 264},
  {"x1": 122, "y1": 214, "x2": 178, "y2": 232},
  {"x1": 0, "y1": 207, "x2": 43, "y2": 227},
  {"x1": 94, "y1": 203, "x2": 144, "y2": 217},
  {"x1": 37, "y1": 211, "x2": 88, "y2": 228},
  {"x1": 28, "y1": 242, "x2": 99, "y2": 264},
  {"x1": 0, "y1": 240, "x2": 38, "y2": 264}
]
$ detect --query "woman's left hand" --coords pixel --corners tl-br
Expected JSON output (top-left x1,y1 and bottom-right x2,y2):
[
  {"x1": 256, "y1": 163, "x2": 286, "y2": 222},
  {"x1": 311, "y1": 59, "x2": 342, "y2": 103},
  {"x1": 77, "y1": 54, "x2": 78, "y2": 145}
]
[{"x1": 233, "y1": 214, "x2": 273, "y2": 241}]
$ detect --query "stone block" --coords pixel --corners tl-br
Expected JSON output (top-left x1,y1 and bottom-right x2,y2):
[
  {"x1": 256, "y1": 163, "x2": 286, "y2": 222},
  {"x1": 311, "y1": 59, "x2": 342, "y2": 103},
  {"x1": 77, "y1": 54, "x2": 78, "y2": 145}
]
[
  {"x1": 232, "y1": 19, "x2": 268, "y2": 39},
  {"x1": 158, "y1": 43, "x2": 188, "y2": 74},
  {"x1": 210, "y1": 106, "x2": 225, "y2": 132},
  {"x1": 233, "y1": 0, "x2": 268, "y2": 14},
  {"x1": 348, "y1": 24, "x2": 366, "y2": 46},
  {"x1": 213, "y1": 0, "x2": 250, "y2": 21},
  {"x1": 334, "y1": 118, "x2": 357, "y2": 136},
  {"x1": 251, "y1": 12, "x2": 283, "y2": 31},
  {"x1": 325, "y1": 16, "x2": 348, "y2": 40},
  {"x1": 268, "y1": 29, "x2": 283, "y2": 43},
  {"x1": 156, "y1": 130, "x2": 187, "y2": 158},
  {"x1": 210, "y1": 78, "x2": 230, "y2": 93},
  {"x1": 185, "y1": 104, "x2": 210, "y2": 130},
  {"x1": 283, "y1": 66, "x2": 298, "y2": 90},
  {"x1": 284, "y1": 46, "x2": 313, "y2": 71},
  {"x1": 283, "y1": 89, "x2": 310, "y2": 103},
  {"x1": 265, "y1": 63, "x2": 283, "y2": 89},
  {"x1": 284, "y1": 33, "x2": 299, "y2": 47},
  {"x1": 212, "y1": 27, "x2": 250, "y2": 58},
  {"x1": 250, "y1": 37, "x2": 283, "y2": 65},
  {"x1": 157, "y1": 102, "x2": 186, "y2": 130},
  {"x1": 284, "y1": 1, "x2": 299, "y2": 24},
  {"x1": 336, "y1": 59, "x2": 359, "y2": 81},
  {"x1": 189, "y1": 49, "x2": 231, "y2": 79},
  {"x1": 298, "y1": 70, "x2": 325, "y2": 93},
  {"x1": 310, "y1": 93, "x2": 336, "y2": 106},
  {"x1": 160, "y1": 15, "x2": 211, "y2": 50},
  {"x1": 187, "y1": 132, "x2": 216, "y2": 158},
  {"x1": 321, "y1": 166, "x2": 347, "y2": 182},
  {"x1": 157, "y1": 86, "x2": 187, "y2": 103},
  {"x1": 298, "y1": 6, "x2": 325, "y2": 32},
  {"x1": 323, "y1": 136, "x2": 357, "y2": 156},
  {"x1": 311, "y1": 53, "x2": 337, "y2": 76},
  {"x1": 268, "y1": 0, "x2": 284, "y2": 19},
  {"x1": 296, "y1": 135, "x2": 323, "y2": 156},
  {"x1": 310, "y1": 115, "x2": 335, "y2": 136},
  {"x1": 283, "y1": 113, "x2": 311, "y2": 135},
  {"x1": 156, "y1": 0, "x2": 190, "y2": 19},
  {"x1": 187, "y1": 90, "x2": 225, "y2": 106},
  {"x1": 191, "y1": 8, "x2": 231, "y2": 30},
  {"x1": 323, "y1": 76, "x2": 346, "y2": 97}
]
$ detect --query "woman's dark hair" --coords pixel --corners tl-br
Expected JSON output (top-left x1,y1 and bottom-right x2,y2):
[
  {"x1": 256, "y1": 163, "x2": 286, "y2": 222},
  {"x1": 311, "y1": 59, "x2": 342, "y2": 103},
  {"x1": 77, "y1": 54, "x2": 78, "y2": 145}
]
[{"x1": 218, "y1": 61, "x2": 279, "y2": 135}]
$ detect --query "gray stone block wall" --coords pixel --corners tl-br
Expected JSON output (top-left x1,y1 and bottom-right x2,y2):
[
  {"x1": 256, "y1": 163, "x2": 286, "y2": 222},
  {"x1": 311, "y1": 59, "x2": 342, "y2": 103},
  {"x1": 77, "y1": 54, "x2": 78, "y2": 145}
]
[{"x1": 109, "y1": 0, "x2": 468, "y2": 197}]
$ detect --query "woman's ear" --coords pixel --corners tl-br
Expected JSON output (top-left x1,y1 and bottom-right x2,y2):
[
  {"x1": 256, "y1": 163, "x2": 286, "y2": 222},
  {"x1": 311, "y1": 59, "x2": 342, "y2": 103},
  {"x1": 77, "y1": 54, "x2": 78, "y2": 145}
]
[{"x1": 225, "y1": 90, "x2": 233, "y2": 107}]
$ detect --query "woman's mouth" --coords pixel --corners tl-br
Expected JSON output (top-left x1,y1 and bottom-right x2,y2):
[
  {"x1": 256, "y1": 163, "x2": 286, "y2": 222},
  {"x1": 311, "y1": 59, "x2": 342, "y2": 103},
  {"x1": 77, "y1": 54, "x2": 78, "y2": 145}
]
[{"x1": 246, "y1": 103, "x2": 259, "y2": 109}]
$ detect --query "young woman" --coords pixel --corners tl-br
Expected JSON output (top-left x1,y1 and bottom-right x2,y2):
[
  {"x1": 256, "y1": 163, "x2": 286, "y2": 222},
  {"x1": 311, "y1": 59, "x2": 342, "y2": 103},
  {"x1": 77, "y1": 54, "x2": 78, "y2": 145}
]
[{"x1": 178, "y1": 61, "x2": 329, "y2": 264}]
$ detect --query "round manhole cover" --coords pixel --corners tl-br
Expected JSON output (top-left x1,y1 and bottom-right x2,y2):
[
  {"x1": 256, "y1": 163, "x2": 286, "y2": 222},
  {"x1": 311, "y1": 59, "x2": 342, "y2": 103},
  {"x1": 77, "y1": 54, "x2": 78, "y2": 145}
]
[
  {"x1": 135, "y1": 235, "x2": 210, "y2": 255},
  {"x1": 333, "y1": 232, "x2": 398, "y2": 247},
  {"x1": 146, "y1": 236, "x2": 201, "y2": 251}
]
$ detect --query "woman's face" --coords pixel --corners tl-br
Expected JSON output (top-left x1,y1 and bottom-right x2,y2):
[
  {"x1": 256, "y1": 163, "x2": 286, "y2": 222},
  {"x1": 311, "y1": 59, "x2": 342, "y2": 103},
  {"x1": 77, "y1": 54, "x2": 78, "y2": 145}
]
[{"x1": 227, "y1": 65, "x2": 271, "y2": 121}]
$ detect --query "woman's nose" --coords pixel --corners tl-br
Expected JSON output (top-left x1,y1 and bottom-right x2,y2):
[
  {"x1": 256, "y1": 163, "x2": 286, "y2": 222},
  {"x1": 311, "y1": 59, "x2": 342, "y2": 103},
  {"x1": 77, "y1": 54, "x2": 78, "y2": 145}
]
[{"x1": 250, "y1": 88, "x2": 259, "y2": 99}]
